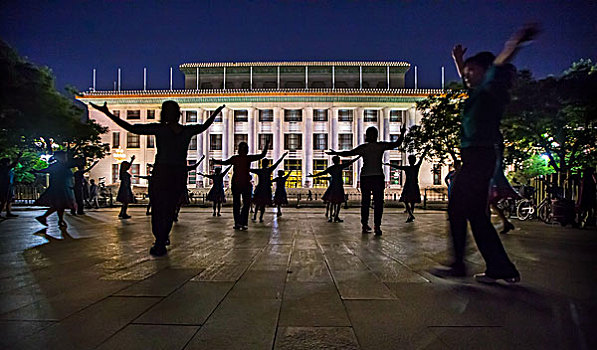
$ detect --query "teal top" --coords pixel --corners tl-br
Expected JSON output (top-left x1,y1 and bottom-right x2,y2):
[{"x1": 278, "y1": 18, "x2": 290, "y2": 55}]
[{"x1": 460, "y1": 65, "x2": 511, "y2": 148}]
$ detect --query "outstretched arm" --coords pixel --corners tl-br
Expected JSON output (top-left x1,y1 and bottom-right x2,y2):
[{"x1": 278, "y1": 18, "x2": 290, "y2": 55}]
[
  {"x1": 186, "y1": 155, "x2": 206, "y2": 172},
  {"x1": 84, "y1": 160, "x2": 100, "y2": 173},
  {"x1": 452, "y1": 44, "x2": 467, "y2": 78},
  {"x1": 269, "y1": 152, "x2": 288, "y2": 171},
  {"x1": 326, "y1": 147, "x2": 358, "y2": 157},
  {"x1": 283, "y1": 171, "x2": 292, "y2": 179},
  {"x1": 89, "y1": 102, "x2": 157, "y2": 135},
  {"x1": 222, "y1": 165, "x2": 232, "y2": 176},
  {"x1": 342, "y1": 155, "x2": 362, "y2": 169},
  {"x1": 494, "y1": 23, "x2": 540, "y2": 66},
  {"x1": 191, "y1": 105, "x2": 225, "y2": 134},
  {"x1": 249, "y1": 139, "x2": 270, "y2": 162},
  {"x1": 384, "y1": 124, "x2": 407, "y2": 150},
  {"x1": 308, "y1": 169, "x2": 331, "y2": 178},
  {"x1": 416, "y1": 146, "x2": 431, "y2": 167},
  {"x1": 212, "y1": 157, "x2": 232, "y2": 165},
  {"x1": 384, "y1": 163, "x2": 407, "y2": 170}
]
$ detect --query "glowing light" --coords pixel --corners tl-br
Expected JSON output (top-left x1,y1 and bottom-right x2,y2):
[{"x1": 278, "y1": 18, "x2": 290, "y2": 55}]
[
  {"x1": 112, "y1": 148, "x2": 127, "y2": 163},
  {"x1": 541, "y1": 154, "x2": 550, "y2": 162}
]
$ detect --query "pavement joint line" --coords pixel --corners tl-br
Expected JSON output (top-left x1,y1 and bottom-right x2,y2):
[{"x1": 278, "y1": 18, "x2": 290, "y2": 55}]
[{"x1": 271, "y1": 229, "x2": 296, "y2": 350}]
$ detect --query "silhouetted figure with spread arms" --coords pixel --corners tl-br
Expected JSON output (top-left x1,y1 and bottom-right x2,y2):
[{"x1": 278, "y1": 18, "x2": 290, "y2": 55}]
[
  {"x1": 116, "y1": 155, "x2": 136, "y2": 219},
  {"x1": 0, "y1": 151, "x2": 22, "y2": 219},
  {"x1": 385, "y1": 147, "x2": 429, "y2": 223},
  {"x1": 327, "y1": 125, "x2": 406, "y2": 235},
  {"x1": 91, "y1": 101, "x2": 224, "y2": 256},
  {"x1": 199, "y1": 165, "x2": 232, "y2": 216},
  {"x1": 33, "y1": 151, "x2": 76, "y2": 228},
  {"x1": 174, "y1": 155, "x2": 205, "y2": 222},
  {"x1": 213, "y1": 140, "x2": 269, "y2": 230},
  {"x1": 273, "y1": 170, "x2": 292, "y2": 217},
  {"x1": 308, "y1": 155, "x2": 360, "y2": 223},
  {"x1": 72, "y1": 158, "x2": 99, "y2": 215},
  {"x1": 431, "y1": 24, "x2": 538, "y2": 283},
  {"x1": 251, "y1": 152, "x2": 288, "y2": 222}
]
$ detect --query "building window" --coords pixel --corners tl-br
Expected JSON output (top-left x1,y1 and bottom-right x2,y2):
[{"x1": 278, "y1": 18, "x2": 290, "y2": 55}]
[
  {"x1": 127, "y1": 110, "x2": 141, "y2": 120},
  {"x1": 234, "y1": 110, "x2": 248, "y2": 122},
  {"x1": 185, "y1": 111, "x2": 197, "y2": 123},
  {"x1": 313, "y1": 109, "x2": 328, "y2": 122},
  {"x1": 147, "y1": 135, "x2": 155, "y2": 148},
  {"x1": 187, "y1": 160, "x2": 197, "y2": 185},
  {"x1": 112, "y1": 164, "x2": 119, "y2": 184},
  {"x1": 234, "y1": 134, "x2": 248, "y2": 151},
  {"x1": 342, "y1": 164, "x2": 354, "y2": 186},
  {"x1": 259, "y1": 109, "x2": 274, "y2": 122},
  {"x1": 284, "y1": 109, "x2": 302, "y2": 122},
  {"x1": 147, "y1": 110, "x2": 155, "y2": 120},
  {"x1": 112, "y1": 110, "x2": 120, "y2": 117},
  {"x1": 209, "y1": 134, "x2": 222, "y2": 150},
  {"x1": 390, "y1": 110, "x2": 404, "y2": 122},
  {"x1": 258, "y1": 134, "x2": 273, "y2": 150},
  {"x1": 284, "y1": 159, "x2": 302, "y2": 188},
  {"x1": 207, "y1": 110, "x2": 222, "y2": 122},
  {"x1": 433, "y1": 164, "x2": 442, "y2": 185},
  {"x1": 284, "y1": 134, "x2": 302, "y2": 151},
  {"x1": 364, "y1": 109, "x2": 378, "y2": 122},
  {"x1": 188, "y1": 135, "x2": 197, "y2": 150},
  {"x1": 127, "y1": 133, "x2": 140, "y2": 148},
  {"x1": 313, "y1": 134, "x2": 328, "y2": 150},
  {"x1": 312, "y1": 159, "x2": 328, "y2": 188},
  {"x1": 131, "y1": 164, "x2": 140, "y2": 185},
  {"x1": 390, "y1": 160, "x2": 402, "y2": 186},
  {"x1": 338, "y1": 134, "x2": 353, "y2": 150},
  {"x1": 112, "y1": 131, "x2": 120, "y2": 148},
  {"x1": 338, "y1": 109, "x2": 353, "y2": 122}
]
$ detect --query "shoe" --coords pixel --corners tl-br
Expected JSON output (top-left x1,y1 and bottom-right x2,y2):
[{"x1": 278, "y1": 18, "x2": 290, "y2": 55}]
[
  {"x1": 328, "y1": 218, "x2": 333, "y2": 223},
  {"x1": 240, "y1": 225, "x2": 248, "y2": 231},
  {"x1": 474, "y1": 272, "x2": 520, "y2": 284},
  {"x1": 430, "y1": 264, "x2": 467, "y2": 278},
  {"x1": 500, "y1": 222, "x2": 515, "y2": 234},
  {"x1": 277, "y1": 212, "x2": 282, "y2": 217},
  {"x1": 233, "y1": 225, "x2": 241, "y2": 230},
  {"x1": 374, "y1": 226, "x2": 382, "y2": 236},
  {"x1": 35, "y1": 216, "x2": 48, "y2": 226},
  {"x1": 259, "y1": 219, "x2": 264, "y2": 223},
  {"x1": 213, "y1": 212, "x2": 216, "y2": 216},
  {"x1": 217, "y1": 213, "x2": 221, "y2": 216},
  {"x1": 362, "y1": 225, "x2": 372, "y2": 234},
  {"x1": 6, "y1": 213, "x2": 18, "y2": 218},
  {"x1": 58, "y1": 220, "x2": 68, "y2": 228},
  {"x1": 149, "y1": 245, "x2": 167, "y2": 257},
  {"x1": 146, "y1": 211, "x2": 151, "y2": 216},
  {"x1": 120, "y1": 214, "x2": 131, "y2": 219},
  {"x1": 334, "y1": 217, "x2": 343, "y2": 222},
  {"x1": 165, "y1": 239, "x2": 170, "y2": 246},
  {"x1": 406, "y1": 216, "x2": 414, "y2": 223}
]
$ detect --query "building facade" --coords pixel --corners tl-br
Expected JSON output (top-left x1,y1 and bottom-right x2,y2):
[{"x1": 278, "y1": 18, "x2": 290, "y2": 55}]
[{"x1": 77, "y1": 61, "x2": 446, "y2": 191}]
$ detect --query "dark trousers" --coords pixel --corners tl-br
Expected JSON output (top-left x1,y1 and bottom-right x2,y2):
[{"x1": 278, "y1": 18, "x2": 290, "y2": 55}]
[
  {"x1": 232, "y1": 184, "x2": 252, "y2": 227},
  {"x1": 74, "y1": 185, "x2": 85, "y2": 214},
  {"x1": 360, "y1": 175, "x2": 385, "y2": 227},
  {"x1": 151, "y1": 166, "x2": 186, "y2": 246},
  {"x1": 448, "y1": 147, "x2": 518, "y2": 277}
]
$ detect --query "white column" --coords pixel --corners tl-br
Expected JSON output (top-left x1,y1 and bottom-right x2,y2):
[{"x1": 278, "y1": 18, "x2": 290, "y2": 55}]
[
  {"x1": 330, "y1": 108, "x2": 338, "y2": 149},
  {"x1": 273, "y1": 107, "x2": 282, "y2": 161},
  {"x1": 252, "y1": 108, "x2": 259, "y2": 151},
  {"x1": 355, "y1": 107, "x2": 363, "y2": 183},
  {"x1": 202, "y1": 110, "x2": 210, "y2": 188},
  {"x1": 222, "y1": 108, "x2": 231, "y2": 160},
  {"x1": 247, "y1": 107, "x2": 255, "y2": 153},
  {"x1": 304, "y1": 107, "x2": 313, "y2": 187},
  {"x1": 381, "y1": 108, "x2": 391, "y2": 184}
]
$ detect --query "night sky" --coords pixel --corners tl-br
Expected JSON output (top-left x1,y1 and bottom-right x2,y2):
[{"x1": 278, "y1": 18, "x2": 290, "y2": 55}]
[{"x1": 1, "y1": 0, "x2": 596, "y2": 92}]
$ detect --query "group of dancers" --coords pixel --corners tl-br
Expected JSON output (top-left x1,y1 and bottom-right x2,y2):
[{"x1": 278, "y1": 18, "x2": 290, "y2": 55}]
[{"x1": 19, "y1": 24, "x2": 538, "y2": 284}]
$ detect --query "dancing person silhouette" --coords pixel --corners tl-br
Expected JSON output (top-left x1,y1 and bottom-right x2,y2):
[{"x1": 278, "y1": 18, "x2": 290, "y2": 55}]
[
  {"x1": 88, "y1": 179, "x2": 100, "y2": 209},
  {"x1": 0, "y1": 151, "x2": 23, "y2": 219},
  {"x1": 431, "y1": 24, "x2": 538, "y2": 283},
  {"x1": 174, "y1": 155, "x2": 205, "y2": 222},
  {"x1": 327, "y1": 125, "x2": 406, "y2": 235},
  {"x1": 90, "y1": 101, "x2": 224, "y2": 256},
  {"x1": 250, "y1": 152, "x2": 288, "y2": 222},
  {"x1": 33, "y1": 151, "x2": 76, "y2": 228},
  {"x1": 273, "y1": 170, "x2": 292, "y2": 217},
  {"x1": 385, "y1": 146, "x2": 429, "y2": 223},
  {"x1": 199, "y1": 165, "x2": 232, "y2": 216},
  {"x1": 213, "y1": 140, "x2": 269, "y2": 230},
  {"x1": 116, "y1": 155, "x2": 136, "y2": 219},
  {"x1": 308, "y1": 156, "x2": 360, "y2": 223},
  {"x1": 72, "y1": 158, "x2": 99, "y2": 215}
]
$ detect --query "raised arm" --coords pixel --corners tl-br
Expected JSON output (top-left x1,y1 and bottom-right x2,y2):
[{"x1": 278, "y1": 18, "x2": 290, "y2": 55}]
[
  {"x1": 248, "y1": 139, "x2": 270, "y2": 161},
  {"x1": 89, "y1": 102, "x2": 158, "y2": 135},
  {"x1": 416, "y1": 146, "x2": 431, "y2": 167},
  {"x1": 222, "y1": 165, "x2": 232, "y2": 176},
  {"x1": 384, "y1": 124, "x2": 407, "y2": 150},
  {"x1": 129, "y1": 155, "x2": 136, "y2": 164},
  {"x1": 283, "y1": 171, "x2": 292, "y2": 179},
  {"x1": 84, "y1": 160, "x2": 99, "y2": 173},
  {"x1": 190, "y1": 105, "x2": 225, "y2": 134},
  {"x1": 452, "y1": 44, "x2": 467, "y2": 78},
  {"x1": 269, "y1": 152, "x2": 288, "y2": 171},
  {"x1": 494, "y1": 23, "x2": 539, "y2": 66},
  {"x1": 187, "y1": 155, "x2": 206, "y2": 172}
]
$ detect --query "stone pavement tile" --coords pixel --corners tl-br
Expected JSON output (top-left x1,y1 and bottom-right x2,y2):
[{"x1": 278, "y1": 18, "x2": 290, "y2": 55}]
[
  {"x1": 250, "y1": 244, "x2": 292, "y2": 271},
  {"x1": 96, "y1": 324, "x2": 199, "y2": 350},
  {"x1": 134, "y1": 281, "x2": 233, "y2": 325},
  {"x1": 331, "y1": 270, "x2": 395, "y2": 300},
  {"x1": 0, "y1": 320, "x2": 55, "y2": 348},
  {"x1": 274, "y1": 326, "x2": 360, "y2": 350},
  {"x1": 429, "y1": 326, "x2": 508, "y2": 350},
  {"x1": 0, "y1": 280, "x2": 132, "y2": 321},
  {"x1": 366, "y1": 261, "x2": 429, "y2": 283},
  {"x1": 227, "y1": 270, "x2": 287, "y2": 299},
  {"x1": 114, "y1": 268, "x2": 203, "y2": 297},
  {"x1": 323, "y1": 252, "x2": 370, "y2": 272},
  {"x1": 344, "y1": 300, "x2": 449, "y2": 350},
  {"x1": 192, "y1": 261, "x2": 251, "y2": 281},
  {"x1": 11, "y1": 296, "x2": 160, "y2": 350},
  {"x1": 287, "y1": 249, "x2": 332, "y2": 283},
  {"x1": 279, "y1": 282, "x2": 350, "y2": 327},
  {"x1": 185, "y1": 298, "x2": 280, "y2": 350},
  {"x1": 101, "y1": 259, "x2": 173, "y2": 281}
]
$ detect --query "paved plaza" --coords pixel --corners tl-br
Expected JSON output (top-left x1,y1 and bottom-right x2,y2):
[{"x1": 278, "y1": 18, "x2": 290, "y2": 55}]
[{"x1": 0, "y1": 207, "x2": 595, "y2": 349}]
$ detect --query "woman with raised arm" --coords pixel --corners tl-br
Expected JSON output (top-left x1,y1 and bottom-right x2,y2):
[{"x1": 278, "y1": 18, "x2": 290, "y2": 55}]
[
  {"x1": 250, "y1": 152, "x2": 288, "y2": 222},
  {"x1": 213, "y1": 140, "x2": 269, "y2": 230},
  {"x1": 116, "y1": 155, "x2": 136, "y2": 219},
  {"x1": 200, "y1": 165, "x2": 232, "y2": 216},
  {"x1": 273, "y1": 170, "x2": 292, "y2": 217},
  {"x1": 90, "y1": 101, "x2": 224, "y2": 256},
  {"x1": 385, "y1": 146, "x2": 429, "y2": 223},
  {"x1": 72, "y1": 158, "x2": 99, "y2": 215},
  {"x1": 431, "y1": 24, "x2": 539, "y2": 284},
  {"x1": 327, "y1": 125, "x2": 406, "y2": 236},
  {"x1": 33, "y1": 151, "x2": 76, "y2": 228},
  {"x1": 308, "y1": 155, "x2": 360, "y2": 223}
]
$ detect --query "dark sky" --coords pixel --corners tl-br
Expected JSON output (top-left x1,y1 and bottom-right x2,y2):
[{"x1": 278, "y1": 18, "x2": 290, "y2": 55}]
[{"x1": 1, "y1": 0, "x2": 596, "y2": 92}]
